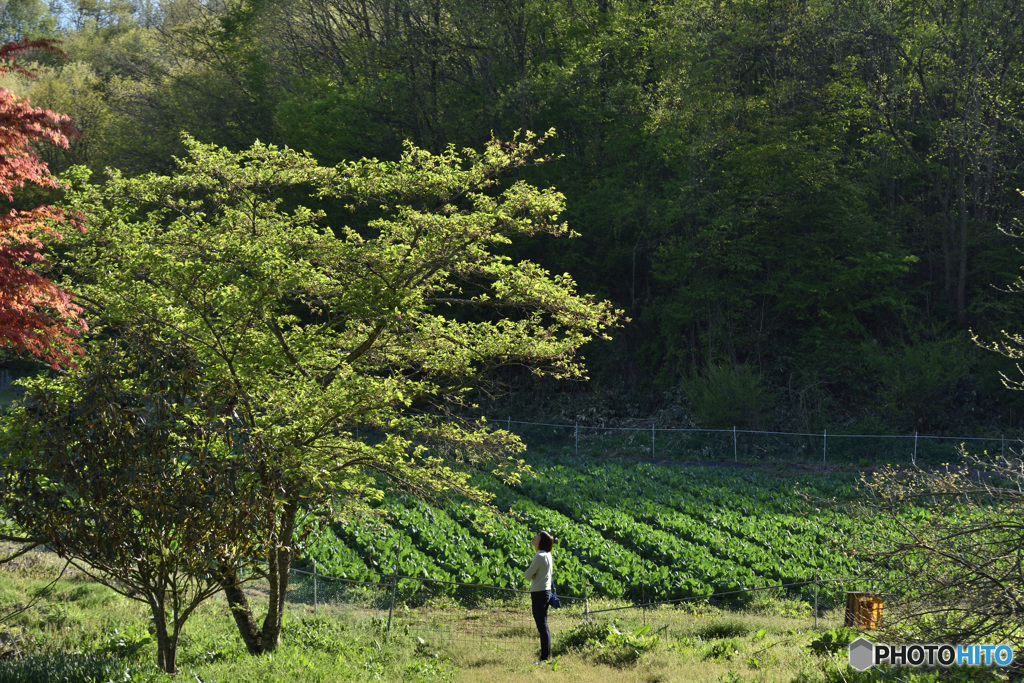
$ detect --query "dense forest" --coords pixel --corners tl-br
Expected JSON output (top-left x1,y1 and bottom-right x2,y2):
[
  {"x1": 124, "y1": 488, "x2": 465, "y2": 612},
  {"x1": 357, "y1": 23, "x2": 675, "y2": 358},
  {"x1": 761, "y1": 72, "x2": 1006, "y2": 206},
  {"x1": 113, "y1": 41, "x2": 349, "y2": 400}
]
[{"x1": 5, "y1": 0, "x2": 1024, "y2": 434}]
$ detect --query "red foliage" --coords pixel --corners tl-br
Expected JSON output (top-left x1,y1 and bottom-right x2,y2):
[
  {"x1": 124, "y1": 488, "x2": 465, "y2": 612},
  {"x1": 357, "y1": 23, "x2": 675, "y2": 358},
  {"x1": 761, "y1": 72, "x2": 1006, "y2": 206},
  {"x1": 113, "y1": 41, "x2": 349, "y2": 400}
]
[{"x1": 0, "y1": 38, "x2": 86, "y2": 369}]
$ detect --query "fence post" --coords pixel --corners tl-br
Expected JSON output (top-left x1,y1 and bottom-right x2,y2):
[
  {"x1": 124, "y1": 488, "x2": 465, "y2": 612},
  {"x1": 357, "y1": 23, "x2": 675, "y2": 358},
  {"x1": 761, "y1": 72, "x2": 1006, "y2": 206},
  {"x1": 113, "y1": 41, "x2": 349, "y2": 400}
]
[
  {"x1": 733, "y1": 426, "x2": 737, "y2": 462},
  {"x1": 913, "y1": 431, "x2": 918, "y2": 466},
  {"x1": 823, "y1": 428, "x2": 827, "y2": 463},
  {"x1": 386, "y1": 547, "x2": 399, "y2": 635},
  {"x1": 584, "y1": 583, "x2": 590, "y2": 625},
  {"x1": 641, "y1": 581, "x2": 646, "y2": 625},
  {"x1": 507, "y1": 415, "x2": 511, "y2": 432},
  {"x1": 651, "y1": 423, "x2": 655, "y2": 459},
  {"x1": 313, "y1": 558, "x2": 318, "y2": 616},
  {"x1": 575, "y1": 421, "x2": 579, "y2": 456},
  {"x1": 813, "y1": 575, "x2": 818, "y2": 630}
]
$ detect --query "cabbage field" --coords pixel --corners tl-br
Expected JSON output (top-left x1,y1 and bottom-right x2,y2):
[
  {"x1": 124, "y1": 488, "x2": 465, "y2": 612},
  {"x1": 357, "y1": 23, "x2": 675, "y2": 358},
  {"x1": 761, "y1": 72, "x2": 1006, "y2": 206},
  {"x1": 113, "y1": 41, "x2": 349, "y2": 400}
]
[{"x1": 301, "y1": 456, "x2": 874, "y2": 604}]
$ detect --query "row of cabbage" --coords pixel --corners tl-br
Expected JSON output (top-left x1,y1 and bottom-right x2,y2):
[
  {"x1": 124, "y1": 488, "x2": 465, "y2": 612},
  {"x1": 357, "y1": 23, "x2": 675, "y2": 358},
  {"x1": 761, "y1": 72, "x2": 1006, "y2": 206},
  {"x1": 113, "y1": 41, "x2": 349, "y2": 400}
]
[{"x1": 299, "y1": 456, "x2": 873, "y2": 603}]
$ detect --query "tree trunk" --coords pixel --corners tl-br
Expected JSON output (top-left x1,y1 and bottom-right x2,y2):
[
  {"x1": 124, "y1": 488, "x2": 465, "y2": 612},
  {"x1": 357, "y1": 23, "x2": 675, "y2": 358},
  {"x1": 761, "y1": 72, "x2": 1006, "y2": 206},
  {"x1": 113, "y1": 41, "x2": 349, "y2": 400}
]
[
  {"x1": 260, "y1": 496, "x2": 299, "y2": 652},
  {"x1": 168, "y1": 622, "x2": 182, "y2": 675},
  {"x1": 956, "y1": 152, "x2": 969, "y2": 319},
  {"x1": 217, "y1": 495, "x2": 300, "y2": 655},
  {"x1": 151, "y1": 601, "x2": 177, "y2": 673},
  {"x1": 218, "y1": 564, "x2": 264, "y2": 655}
]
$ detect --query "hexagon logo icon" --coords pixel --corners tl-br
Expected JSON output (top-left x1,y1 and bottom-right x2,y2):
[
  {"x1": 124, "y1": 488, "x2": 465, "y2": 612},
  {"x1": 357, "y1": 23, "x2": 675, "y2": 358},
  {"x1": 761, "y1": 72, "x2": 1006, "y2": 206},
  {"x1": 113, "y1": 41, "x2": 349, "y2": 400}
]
[{"x1": 849, "y1": 637, "x2": 875, "y2": 671}]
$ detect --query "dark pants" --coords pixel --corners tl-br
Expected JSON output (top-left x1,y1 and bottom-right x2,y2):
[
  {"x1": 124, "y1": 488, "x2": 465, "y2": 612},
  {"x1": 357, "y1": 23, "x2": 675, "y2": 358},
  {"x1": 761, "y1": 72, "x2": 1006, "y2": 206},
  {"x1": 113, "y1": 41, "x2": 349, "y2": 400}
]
[{"x1": 531, "y1": 590, "x2": 551, "y2": 660}]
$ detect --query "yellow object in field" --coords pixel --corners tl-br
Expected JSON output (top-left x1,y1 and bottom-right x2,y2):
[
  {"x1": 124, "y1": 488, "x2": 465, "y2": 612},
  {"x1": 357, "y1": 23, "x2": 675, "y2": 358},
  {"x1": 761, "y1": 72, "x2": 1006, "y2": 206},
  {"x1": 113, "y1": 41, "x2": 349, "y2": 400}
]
[{"x1": 845, "y1": 592, "x2": 883, "y2": 630}]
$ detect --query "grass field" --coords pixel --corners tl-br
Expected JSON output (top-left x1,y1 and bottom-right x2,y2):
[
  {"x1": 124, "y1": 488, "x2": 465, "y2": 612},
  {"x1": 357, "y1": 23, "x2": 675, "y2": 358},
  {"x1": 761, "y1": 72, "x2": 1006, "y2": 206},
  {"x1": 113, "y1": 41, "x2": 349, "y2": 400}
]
[
  {"x1": 0, "y1": 548, "x2": 1008, "y2": 682},
  {"x1": 0, "y1": 459, "x2": 1013, "y2": 682}
]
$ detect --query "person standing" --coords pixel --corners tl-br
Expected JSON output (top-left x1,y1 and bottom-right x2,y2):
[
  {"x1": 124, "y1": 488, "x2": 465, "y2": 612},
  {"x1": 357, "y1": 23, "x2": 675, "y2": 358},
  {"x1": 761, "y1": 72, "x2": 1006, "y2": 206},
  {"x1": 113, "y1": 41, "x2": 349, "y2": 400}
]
[{"x1": 524, "y1": 530, "x2": 555, "y2": 663}]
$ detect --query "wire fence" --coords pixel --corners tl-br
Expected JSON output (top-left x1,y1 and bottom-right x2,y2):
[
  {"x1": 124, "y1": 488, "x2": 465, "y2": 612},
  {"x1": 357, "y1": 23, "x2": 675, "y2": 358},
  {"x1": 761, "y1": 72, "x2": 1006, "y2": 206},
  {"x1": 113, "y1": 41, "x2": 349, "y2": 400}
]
[
  {"x1": 490, "y1": 417, "x2": 1020, "y2": 466},
  {"x1": 281, "y1": 566, "x2": 589, "y2": 649},
  {"x1": 280, "y1": 565, "x2": 897, "y2": 649}
]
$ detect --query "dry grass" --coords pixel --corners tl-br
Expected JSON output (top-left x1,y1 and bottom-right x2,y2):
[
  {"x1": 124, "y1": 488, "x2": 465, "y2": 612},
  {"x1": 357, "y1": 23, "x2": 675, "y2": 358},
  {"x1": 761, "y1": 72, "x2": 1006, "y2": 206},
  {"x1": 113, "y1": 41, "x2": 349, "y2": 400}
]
[{"x1": 433, "y1": 603, "x2": 848, "y2": 683}]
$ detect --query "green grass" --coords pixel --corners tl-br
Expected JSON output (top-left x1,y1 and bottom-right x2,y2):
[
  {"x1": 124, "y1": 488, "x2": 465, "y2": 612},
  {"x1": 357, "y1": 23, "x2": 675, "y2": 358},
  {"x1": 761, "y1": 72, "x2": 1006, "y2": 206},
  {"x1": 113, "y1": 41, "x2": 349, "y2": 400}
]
[
  {"x1": 0, "y1": 547, "x2": 1010, "y2": 682},
  {"x1": 0, "y1": 548, "x2": 458, "y2": 682},
  {"x1": 0, "y1": 458, "x2": 1011, "y2": 682}
]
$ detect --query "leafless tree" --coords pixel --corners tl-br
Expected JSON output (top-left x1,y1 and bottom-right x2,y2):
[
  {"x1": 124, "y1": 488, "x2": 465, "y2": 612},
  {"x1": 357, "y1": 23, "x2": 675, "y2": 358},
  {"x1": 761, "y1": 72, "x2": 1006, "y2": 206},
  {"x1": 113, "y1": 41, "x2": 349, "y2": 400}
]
[{"x1": 856, "y1": 451, "x2": 1024, "y2": 659}]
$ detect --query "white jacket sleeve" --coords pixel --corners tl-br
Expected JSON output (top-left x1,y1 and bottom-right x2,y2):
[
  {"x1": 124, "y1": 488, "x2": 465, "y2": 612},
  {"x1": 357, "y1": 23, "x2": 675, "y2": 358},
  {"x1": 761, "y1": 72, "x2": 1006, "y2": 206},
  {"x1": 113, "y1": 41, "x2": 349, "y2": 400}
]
[{"x1": 524, "y1": 553, "x2": 543, "y2": 581}]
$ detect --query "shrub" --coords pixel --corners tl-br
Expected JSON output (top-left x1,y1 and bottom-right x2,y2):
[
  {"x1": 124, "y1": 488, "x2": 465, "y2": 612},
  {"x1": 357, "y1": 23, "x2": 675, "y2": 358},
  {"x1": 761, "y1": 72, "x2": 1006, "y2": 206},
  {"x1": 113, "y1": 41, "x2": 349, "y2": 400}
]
[
  {"x1": 693, "y1": 619, "x2": 751, "y2": 640},
  {"x1": 683, "y1": 363, "x2": 773, "y2": 429}
]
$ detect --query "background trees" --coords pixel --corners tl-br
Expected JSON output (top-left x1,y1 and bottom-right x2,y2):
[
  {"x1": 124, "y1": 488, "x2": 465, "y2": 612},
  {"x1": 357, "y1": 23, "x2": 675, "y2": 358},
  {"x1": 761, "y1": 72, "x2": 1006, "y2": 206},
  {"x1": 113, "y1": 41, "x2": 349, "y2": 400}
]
[
  {"x1": 852, "y1": 204, "x2": 1024, "y2": 652},
  {"x1": 6, "y1": 0, "x2": 1024, "y2": 430}
]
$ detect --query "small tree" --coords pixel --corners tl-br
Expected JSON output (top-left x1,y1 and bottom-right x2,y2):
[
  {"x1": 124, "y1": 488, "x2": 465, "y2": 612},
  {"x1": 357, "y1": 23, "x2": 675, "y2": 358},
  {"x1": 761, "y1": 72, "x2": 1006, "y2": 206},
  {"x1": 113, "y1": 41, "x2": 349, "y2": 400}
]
[
  {"x1": 60, "y1": 131, "x2": 619, "y2": 654},
  {"x1": 857, "y1": 457, "x2": 1024, "y2": 650},
  {"x1": 0, "y1": 328, "x2": 278, "y2": 673},
  {"x1": 0, "y1": 38, "x2": 84, "y2": 368}
]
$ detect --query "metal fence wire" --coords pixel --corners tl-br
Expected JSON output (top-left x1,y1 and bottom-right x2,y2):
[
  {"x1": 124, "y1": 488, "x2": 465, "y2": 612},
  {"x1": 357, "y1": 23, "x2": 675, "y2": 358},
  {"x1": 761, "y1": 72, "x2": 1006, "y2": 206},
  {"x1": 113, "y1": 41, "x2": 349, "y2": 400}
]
[
  {"x1": 283, "y1": 566, "x2": 902, "y2": 649},
  {"x1": 284, "y1": 567, "x2": 588, "y2": 648},
  {"x1": 266, "y1": 419, "x2": 1017, "y2": 646},
  {"x1": 492, "y1": 417, "x2": 1019, "y2": 466}
]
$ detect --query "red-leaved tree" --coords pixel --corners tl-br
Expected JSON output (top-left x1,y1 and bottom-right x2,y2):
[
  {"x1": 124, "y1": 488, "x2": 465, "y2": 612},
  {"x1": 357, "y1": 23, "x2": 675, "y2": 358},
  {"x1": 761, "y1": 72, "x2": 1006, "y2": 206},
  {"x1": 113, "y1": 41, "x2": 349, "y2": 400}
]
[{"x1": 0, "y1": 38, "x2": 84, "y2": 369}]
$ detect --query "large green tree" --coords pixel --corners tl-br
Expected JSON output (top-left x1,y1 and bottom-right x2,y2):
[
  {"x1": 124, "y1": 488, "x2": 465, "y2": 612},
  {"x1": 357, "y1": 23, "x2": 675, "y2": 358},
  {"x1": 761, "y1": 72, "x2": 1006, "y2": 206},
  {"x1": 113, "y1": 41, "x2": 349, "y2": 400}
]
[{"x1": 59, "y1": 130, "x2": 618, "y2": 654}]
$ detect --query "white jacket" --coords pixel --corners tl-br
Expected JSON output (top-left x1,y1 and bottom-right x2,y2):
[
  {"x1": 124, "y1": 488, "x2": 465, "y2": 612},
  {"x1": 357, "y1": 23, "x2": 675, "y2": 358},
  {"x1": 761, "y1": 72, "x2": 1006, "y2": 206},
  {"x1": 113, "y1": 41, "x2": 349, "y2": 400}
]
[{"x1": 524, "y1": 551, "x2": 553, "y2": 592}]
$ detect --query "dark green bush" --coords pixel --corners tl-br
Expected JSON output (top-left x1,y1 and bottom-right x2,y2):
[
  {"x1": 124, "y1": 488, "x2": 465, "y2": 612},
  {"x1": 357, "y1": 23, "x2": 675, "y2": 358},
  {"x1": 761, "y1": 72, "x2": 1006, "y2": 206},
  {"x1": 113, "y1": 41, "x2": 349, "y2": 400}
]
[
  {"x1": 693, "y1": 619, "x2": 751, "y2": 640},
  {"x1": 683, "y1": 363, "x2": 773, "y2": 430}
]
